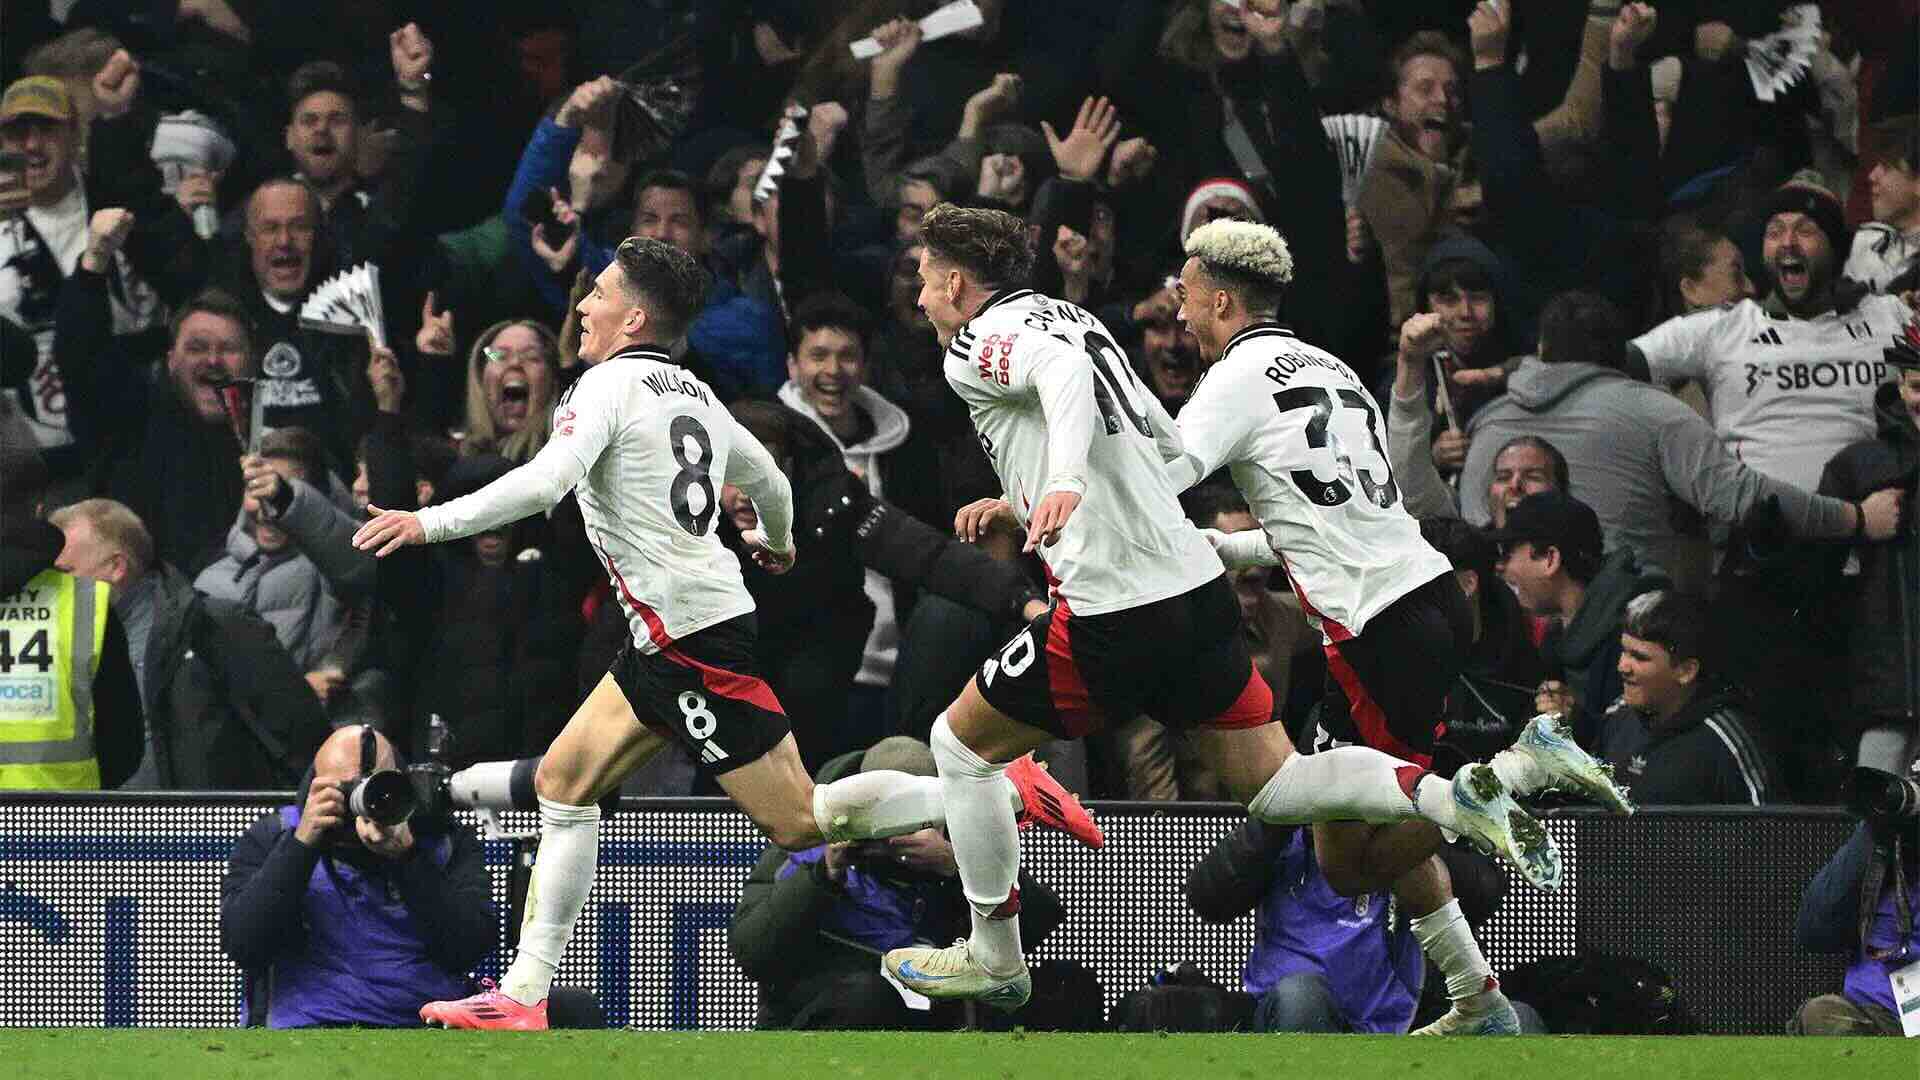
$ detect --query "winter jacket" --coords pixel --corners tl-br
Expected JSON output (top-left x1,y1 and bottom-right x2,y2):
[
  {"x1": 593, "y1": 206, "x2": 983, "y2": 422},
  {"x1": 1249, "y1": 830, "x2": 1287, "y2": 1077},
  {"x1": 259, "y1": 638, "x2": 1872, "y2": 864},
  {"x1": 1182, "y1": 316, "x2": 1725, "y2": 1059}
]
[
  {"x1": 220, "y1": 800, "x2": 493, "y2": 1027},
  {"x1": 1598, "y1": 686, "x2": 1782, "y2": 804},
  {"x1": 1187, "y1": 819, "x2": 1421, "y2": 1033},
  {"x1": 777, "y1": 381, "x2": 918, "y2": 688},
  {"x1": 0, "y1": 516, "x2": 143, "y2": 788},
  {"x1": 57, "y1": 323, "x2": 246, "y2": 575},
  {"x1": 194, "y1": 477, "x2": 375, "y2": 672},
  {"x1": 1796, "y1": 822, "x2": 1920, "y2": 1016},
  {"x1": 1542, "y1": 549, "x2": 1669, "y2": 747},
  {"x1": 1461, "y1": 359, "x2": 1856, "y2": 576},
  {"x1": 125, "y1": 563, "x2": 329, "y2": 788},
  {"x1": 503, "y1": 117, "x2": 598, "y2": 316},
  {"x1": 727, "y1": 749, "x2": 1064, "y2": 1029},
  {"x1": 1357, "y1": 124, "x2": 1471, "y2": 328},
  {"x1": 1815, "y1": 381, "x2": 1920, "y2": 725}
]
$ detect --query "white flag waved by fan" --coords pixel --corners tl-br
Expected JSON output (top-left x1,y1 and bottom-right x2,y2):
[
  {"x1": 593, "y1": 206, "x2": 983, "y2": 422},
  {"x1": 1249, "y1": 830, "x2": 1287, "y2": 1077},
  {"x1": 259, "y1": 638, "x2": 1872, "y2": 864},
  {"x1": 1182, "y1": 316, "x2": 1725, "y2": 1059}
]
[
  {"x1": 1321, "y1": 113, "x2": 1386, "y2": 207},
  {"x1": 1745, "y1": 4, "x2": 1822, "y2": 103},
  {"x1": 299, "y1": 263, "x2": 387, "y2": 349}
]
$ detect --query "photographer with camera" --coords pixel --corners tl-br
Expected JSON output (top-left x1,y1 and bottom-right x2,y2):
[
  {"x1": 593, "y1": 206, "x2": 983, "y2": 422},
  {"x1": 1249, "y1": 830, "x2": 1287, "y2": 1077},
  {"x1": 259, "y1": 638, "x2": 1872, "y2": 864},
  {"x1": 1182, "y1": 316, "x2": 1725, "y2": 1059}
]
[
  {"x1": 220, "y1": 724, "x2": 495, "y2": 1028},
  {"x1": 1790, "y1": 755, "x2": 1920, "y2": 1037}
]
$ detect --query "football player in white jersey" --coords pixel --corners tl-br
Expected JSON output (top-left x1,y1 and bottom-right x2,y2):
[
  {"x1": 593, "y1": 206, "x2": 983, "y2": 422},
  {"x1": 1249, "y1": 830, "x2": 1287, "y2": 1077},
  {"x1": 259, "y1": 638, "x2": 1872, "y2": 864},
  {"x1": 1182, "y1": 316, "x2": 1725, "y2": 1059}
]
[
  {"x1": 352, "y1": 237, "x2": 1094, "y2": 1029},
  {"x1": 881, "y1": 205, "x2": 1573, "y2": 1013},
  {"x1": 1166, "y1": 219, "x2": 1636, "y2": 1035}
]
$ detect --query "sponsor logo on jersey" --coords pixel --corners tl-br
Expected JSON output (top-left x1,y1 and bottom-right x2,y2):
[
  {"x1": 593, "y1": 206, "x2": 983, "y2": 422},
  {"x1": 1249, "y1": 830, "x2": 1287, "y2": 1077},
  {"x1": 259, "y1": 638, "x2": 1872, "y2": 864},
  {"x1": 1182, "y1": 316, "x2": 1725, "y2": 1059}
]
[
  {"x1": 555, "y1": 407, "x2": 576, "y2": 437},
  {"x1": 1743, "y1": 359, "x2": 1888, "y2": 396},
  {"x1": 976, "y1": 333, "x2": 1015, "y2": 385}
]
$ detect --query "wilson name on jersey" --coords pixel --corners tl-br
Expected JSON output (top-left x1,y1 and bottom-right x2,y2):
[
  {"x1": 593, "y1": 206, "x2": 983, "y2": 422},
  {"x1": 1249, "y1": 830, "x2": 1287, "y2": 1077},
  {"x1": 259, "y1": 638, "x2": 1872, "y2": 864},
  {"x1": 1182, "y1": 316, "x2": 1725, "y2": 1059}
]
[
  {"x1": 420, "y1": 346, "x2": 792, "y2": 654},
  {"x1": 942, "y1": 289, "x2": 1220, "y2": 616},
  {"x1": 1178, "y1": 324, "x2": 1451, "y2": 640}
]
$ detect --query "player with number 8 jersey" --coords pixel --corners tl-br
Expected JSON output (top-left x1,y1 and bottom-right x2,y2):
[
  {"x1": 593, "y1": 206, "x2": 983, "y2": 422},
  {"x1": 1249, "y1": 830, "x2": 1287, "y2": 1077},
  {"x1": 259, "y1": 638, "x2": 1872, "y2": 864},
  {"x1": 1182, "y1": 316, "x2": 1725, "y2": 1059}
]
[{"x1": 351, "y1": 238, "x2": 1097, "y2": 1031}]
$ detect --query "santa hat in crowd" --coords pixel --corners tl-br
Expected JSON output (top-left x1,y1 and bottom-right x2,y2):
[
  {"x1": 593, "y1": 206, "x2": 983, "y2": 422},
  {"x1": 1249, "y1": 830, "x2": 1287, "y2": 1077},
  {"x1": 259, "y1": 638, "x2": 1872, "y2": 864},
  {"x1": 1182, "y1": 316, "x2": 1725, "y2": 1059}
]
[{"x1": 1180, "y1": 178, "x2": 1263, "y2": 246}]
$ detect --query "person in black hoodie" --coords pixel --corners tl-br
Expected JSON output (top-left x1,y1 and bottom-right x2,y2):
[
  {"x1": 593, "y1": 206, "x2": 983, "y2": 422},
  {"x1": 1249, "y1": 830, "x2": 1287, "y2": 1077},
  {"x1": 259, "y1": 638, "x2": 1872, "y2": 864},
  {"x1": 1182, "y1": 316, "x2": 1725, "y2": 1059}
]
[
  {"x1": 1596, "y1": 589, "x2": 1782, "y2": 805},
  {"x1": 0, "y1": 401, "x2": 141, "y2": 788},
  {"x1": 720, "y1": 400, "x2": 1045, "y2": 773},
  {"x1": 1419, "y1": 517, "x2": 1549, "y2": 777}
]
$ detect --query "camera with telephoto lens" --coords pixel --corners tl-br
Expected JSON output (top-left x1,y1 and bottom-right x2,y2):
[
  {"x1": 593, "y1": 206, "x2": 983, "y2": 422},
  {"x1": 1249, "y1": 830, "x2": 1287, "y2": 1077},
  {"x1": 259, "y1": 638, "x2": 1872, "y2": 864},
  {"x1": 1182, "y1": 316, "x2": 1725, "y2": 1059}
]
[
  {"x1": 1844, "y1": 764, "x2": 1920, "y2": 825},
  {"x1": 331, "y1": 718, "x2": 459, "y2": 829}
]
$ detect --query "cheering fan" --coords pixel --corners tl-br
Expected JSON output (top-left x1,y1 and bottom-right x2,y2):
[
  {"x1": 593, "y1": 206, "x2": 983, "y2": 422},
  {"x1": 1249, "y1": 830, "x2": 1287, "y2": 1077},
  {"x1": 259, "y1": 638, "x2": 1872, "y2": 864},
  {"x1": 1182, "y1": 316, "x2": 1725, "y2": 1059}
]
[{"x1": 1320, "y1": 113, "x2": 1386, "y2": 207}]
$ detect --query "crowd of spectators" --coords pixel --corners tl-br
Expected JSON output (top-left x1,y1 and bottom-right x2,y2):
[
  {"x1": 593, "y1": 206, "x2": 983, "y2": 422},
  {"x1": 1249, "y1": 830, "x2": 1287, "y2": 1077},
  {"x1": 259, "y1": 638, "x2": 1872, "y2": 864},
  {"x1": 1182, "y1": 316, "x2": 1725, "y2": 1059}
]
[{"x1": 3, "y1": 0, "x2": 1917, "y2": 1036}]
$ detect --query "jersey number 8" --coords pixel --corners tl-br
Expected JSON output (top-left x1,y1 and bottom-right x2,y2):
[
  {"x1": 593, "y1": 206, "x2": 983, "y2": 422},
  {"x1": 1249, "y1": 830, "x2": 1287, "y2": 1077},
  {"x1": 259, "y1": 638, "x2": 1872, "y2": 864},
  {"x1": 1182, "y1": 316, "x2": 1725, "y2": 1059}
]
[{"x1": 668, "y1": 415, "x2": 717, "y2": 535}]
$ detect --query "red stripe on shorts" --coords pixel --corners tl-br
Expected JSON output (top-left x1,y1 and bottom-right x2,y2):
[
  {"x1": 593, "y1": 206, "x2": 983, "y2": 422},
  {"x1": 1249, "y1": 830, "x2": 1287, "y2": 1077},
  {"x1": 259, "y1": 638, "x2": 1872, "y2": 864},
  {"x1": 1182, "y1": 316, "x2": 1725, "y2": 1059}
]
[
  {"x1": 1201, "y1": 666, "x2": 1275, "y2": 731},
  {"x1": 662, "y1": 646, "x2": 786, "y2": 715},
  {"x1": 1043, "y1": 599, "x2": 1102, "y2": 737},
  {"x1": 1324, "y1": 644, "x2": 1431, "y2": 768}
]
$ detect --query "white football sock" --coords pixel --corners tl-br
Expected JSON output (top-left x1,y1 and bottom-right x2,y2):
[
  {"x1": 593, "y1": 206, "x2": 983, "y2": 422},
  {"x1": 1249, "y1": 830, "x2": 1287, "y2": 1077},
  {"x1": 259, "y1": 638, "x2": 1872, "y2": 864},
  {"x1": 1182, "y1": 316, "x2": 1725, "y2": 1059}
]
[
  {"x1": 812, "y1": 771, "x2": 946, "y2": 842},
  {"x1": 1488, "y1": 745, "x2": 1551, "y2": 797},
  {"x1": 1245, "y1": 747, "x2": 1424, "y2": 825},
  {"x1": 1412, "y1": 774, "x2": 1463, "y2": 833},
  {"x1": 930, "y1": 714, "x2": 1024, "y2": 976},
  {"x1": 500, "y1": 796, "x2": 600, "y2": 1006},
  {"x1": 1409, "y1": 898, "x2": 1499, "y2": 1003}
]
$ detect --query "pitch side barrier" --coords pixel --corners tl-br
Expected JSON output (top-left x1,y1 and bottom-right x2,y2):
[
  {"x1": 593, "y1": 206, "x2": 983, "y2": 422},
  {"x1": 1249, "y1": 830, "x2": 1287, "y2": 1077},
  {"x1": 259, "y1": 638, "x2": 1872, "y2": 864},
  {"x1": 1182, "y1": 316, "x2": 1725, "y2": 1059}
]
[{"x1": 0, "y1": 795, "x2": 1851, "y2": 1033}]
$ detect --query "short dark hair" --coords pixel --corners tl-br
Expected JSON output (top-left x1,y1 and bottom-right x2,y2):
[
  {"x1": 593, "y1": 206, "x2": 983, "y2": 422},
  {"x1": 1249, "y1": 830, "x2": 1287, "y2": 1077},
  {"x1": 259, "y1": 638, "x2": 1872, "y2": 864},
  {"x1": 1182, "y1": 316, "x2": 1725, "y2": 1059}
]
[
  {"x1": 1621, "y1": 589, "x2": 1711, "y2": 671},
  {"x1": 1537, "y1": 290, "x2": 1626, "y2": 369},
  {"x1": 728, "y1": 399, "x2": 797, "y2": 465},
  {"x1": 705, "y1": 146, "x2": 763, "y2": 217},
  {"x1": 1387, "y1": 30, "x2": 1466, "y2": 92},
  {"x1": 920, "y1": 203, "x2": 1033, "y2": 289},
  {"x1": 286, "y1": 60, "x2": 358, "y2": 118},
  {"x1": 1420, "y1": 516, "x2": 1497, "y2": 582},
  {"x1": 1872, "y1": 115, "x2": 1919, "y2": 173},
  {"x1": 1657, "y1": 216, "x2": 1732, "y2": 310},
  {"x1": 1181, "y1": 479, "x2": 1250, "y2": 528},
  {"x1": 613, "y1": 236, "x2": 710, "y2": 341},
  {"x1": 259, "y1": 426, "x2": 329, "y2": 486},
  {"x1": 788, "y1": 292, "x2": 871, "y2": 355},
  {"x1": 1422, "y1": 257, "x2": 1495, "y2": 302},
  {"x1": 168, "y1": 288, "x2": 254, "y2": 352},
  {"x1": 635, "y1": 168, "x2": 705, "y2": 223},
  {"x1": 1494, "y1": 434, "x2": 1572, "y2": 493}
]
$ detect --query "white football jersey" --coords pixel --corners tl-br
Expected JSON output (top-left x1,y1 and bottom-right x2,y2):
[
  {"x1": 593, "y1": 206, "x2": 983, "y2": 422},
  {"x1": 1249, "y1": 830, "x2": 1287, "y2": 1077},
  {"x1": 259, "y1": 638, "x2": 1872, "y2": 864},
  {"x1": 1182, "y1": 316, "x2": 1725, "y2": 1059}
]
[
  {"x1": 418, "y1": 346, "x2": 794, "y2": 654},
  {"x1": 1632, "y1": 295, "x2": 1907, "y2": 491},
  {"x1": 943, "y1": 289, "x2": 1221, "y2": 615},
  {"x1": 1173, "y1": 324, "x2": 1451, "y2": 641}
]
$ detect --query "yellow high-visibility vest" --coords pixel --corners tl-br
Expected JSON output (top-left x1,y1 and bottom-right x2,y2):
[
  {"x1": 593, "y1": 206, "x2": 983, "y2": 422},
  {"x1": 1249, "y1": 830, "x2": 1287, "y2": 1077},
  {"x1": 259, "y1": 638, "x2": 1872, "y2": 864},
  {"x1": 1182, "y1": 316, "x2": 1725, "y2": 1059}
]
[{"x1": 0, "y1": 568, "x2": 109, "y2": 789}]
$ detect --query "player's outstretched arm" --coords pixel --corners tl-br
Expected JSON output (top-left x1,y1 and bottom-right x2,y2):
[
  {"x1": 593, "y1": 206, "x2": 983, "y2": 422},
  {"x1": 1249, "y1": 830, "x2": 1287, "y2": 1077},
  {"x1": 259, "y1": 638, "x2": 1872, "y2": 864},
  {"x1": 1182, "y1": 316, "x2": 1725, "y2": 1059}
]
[
  {"x1": 727, "y1": 412, "x2": 797, "y2": 571},
  {"x1": 353, "y1": 505, "x2": 426, "y2": 557}
]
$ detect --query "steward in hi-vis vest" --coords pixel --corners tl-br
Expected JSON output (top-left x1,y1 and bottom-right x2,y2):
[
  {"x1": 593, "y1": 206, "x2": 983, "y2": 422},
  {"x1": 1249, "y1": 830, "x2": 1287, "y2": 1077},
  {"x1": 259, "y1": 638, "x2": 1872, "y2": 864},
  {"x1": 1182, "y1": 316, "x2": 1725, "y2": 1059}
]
[{"x1": 0, "y1": 567, "x2": 110, "y2": 787}]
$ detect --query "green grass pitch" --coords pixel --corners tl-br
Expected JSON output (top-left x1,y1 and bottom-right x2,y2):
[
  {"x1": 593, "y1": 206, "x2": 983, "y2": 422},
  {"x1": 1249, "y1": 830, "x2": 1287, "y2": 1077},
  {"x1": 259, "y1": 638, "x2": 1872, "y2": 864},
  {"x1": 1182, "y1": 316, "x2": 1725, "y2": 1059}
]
[{"x1": 2, "y1": 1030, "x2": 1914, "y2": 1080}]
